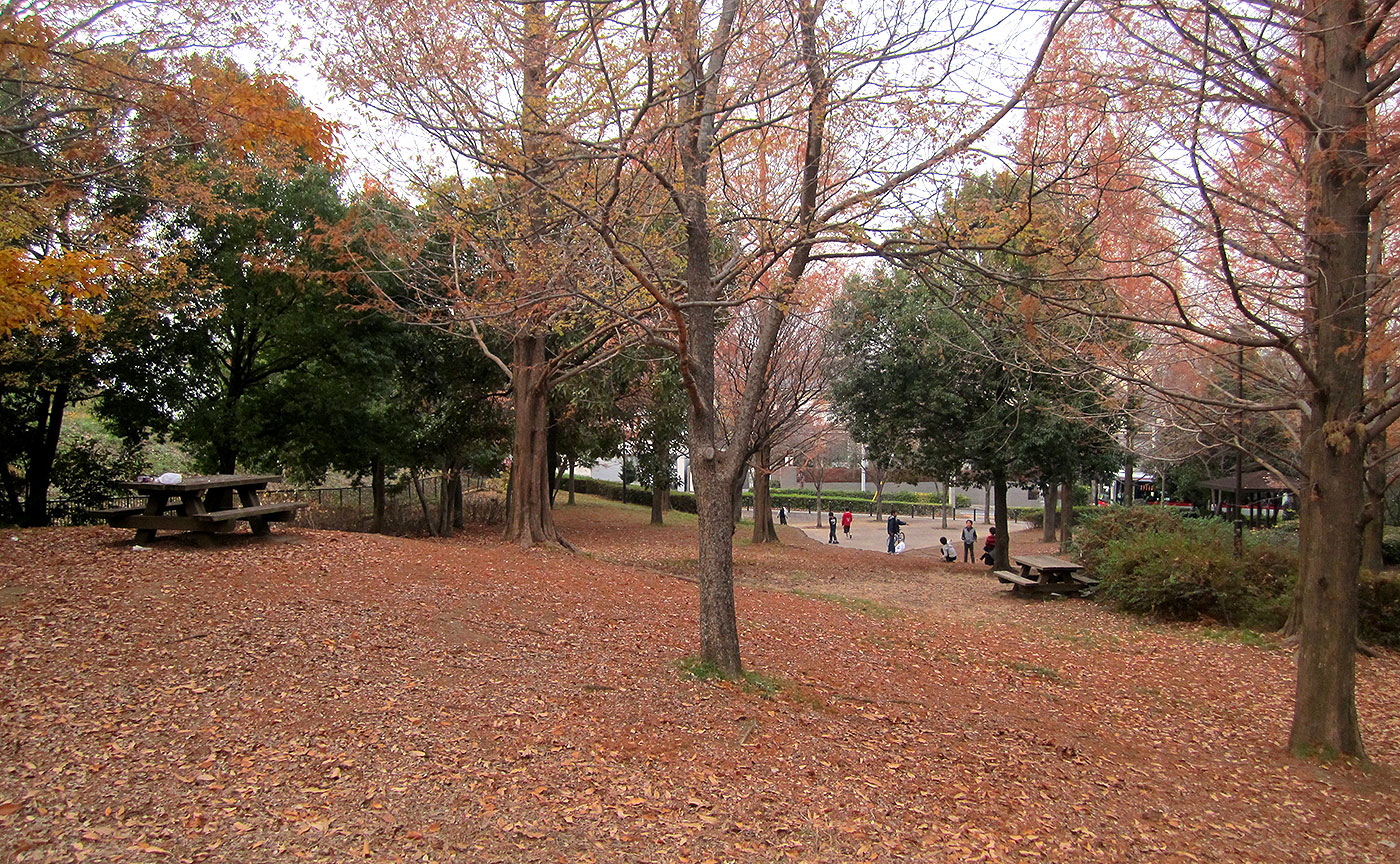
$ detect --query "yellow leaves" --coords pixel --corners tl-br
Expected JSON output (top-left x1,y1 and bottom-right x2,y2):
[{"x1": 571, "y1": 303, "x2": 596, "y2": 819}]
[
  {"x1": 1322, "y1": 420, "x2": 1357, "y2": 455},
  {"x1": 0, "y1": 247, "x2": 112, "y2": 337}
]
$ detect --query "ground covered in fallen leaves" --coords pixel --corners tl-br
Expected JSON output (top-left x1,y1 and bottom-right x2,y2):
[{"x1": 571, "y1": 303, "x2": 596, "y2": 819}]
[{"x1": 2, "y1": 497, "x2": 1398, "y2": 863}]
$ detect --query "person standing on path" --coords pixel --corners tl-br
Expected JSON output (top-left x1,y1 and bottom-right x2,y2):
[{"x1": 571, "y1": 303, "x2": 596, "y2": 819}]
[
  {"x1": 841, "y1": 509, "x2": 853, "y2": 539},
  {"x1": 779, "y1": 505, "x2": 787, "y2": 525},
  {"x1": 887, "y1": 509, "x2": 907, "y2": 554},
  {"x1": 961, "y1": 519, "x2": 977, "y2": 563},
  {"x1": 828, "y1": 511, "x2": 839, "y2": 544}
]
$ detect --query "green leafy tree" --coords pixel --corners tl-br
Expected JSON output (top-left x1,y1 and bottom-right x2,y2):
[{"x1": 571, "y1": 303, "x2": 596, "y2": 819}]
[{"x1": 98, "y1": 160, "x2": 357, "y2": 474}]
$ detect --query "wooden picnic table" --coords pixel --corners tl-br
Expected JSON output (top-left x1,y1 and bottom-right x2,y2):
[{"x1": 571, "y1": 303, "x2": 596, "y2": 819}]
[
  {"x1": 95, "y1": 474, "x2": 307, "y2": 546},
  {"x1": 995, "y1": 553, "x2": 1097, "y2": 595}
]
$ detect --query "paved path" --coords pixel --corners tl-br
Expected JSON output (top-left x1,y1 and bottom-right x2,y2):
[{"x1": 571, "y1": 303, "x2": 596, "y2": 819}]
[{"x1": 758, "y1": 508, "x2": 1022, "y2": 557}]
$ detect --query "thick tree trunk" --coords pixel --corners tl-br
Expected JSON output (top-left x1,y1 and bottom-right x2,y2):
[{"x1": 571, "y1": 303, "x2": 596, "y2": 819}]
[
  {"x1": 505, "y1": 4, "x2": 562, "y2": 548},
  {"x1": 371, "y1": 457, "x2": 386, "y2": 533},
  {"x1": 751, "y1": 447, "x2": 778, "y2": 543},
  {"x1": 992, "y1": 470, "x2": 1010, "y2": 570},
  {"x1": 1289, "y1": 0, "x2": 1368, "y2": 760},
  {"x1": 503, "y1": 332, "x2": 561, "y2": 546},
  {"x1": 692, "y1": 457, "x2": 743, "y2": 677},
  {"x1": 1042, "y1": 482, "x2": 1058, "y2": 542}
]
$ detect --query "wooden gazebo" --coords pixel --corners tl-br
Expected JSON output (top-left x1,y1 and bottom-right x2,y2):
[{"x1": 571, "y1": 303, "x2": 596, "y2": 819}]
[{"x1": 1200, "y1": 470, "x2": 1295, "y2": 527}]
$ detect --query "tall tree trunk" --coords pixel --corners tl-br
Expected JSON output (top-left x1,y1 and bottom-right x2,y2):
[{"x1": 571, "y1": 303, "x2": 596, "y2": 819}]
[
  {"x1": 412, "y1": 468, "x2": 437, "y2": 537},
  {"x1": 751, "y1": 446, "x2": 778, "y2": 543},
  {"x1": 503, "y1": 2, "x2": 562, "y2": 548},
  {"x1": 503, "y1": 332, "x2": 561, "y2": 546},
  {"x1": 650, "y1": 458, "x2": 668, "y2": 526},
  {"x1": 691, "y1": 455, "x2": 743, "y2": 677},
  {"x1": 1289, "y1": 0, "x2": 1368, "y2": 760},
  {"x1": 1042, "y1": 482, "x2": 1058, "y2": 542},
  {"x1": 1059, "y1": 481, "x2": 1073, "y2": 550},
  {"x1": 451, "y1": 469, "x2": 464, "y2": 531},
  {"x1": 1122, "y1": 442, "x2": 1134, "y2": 508},
  {"x1": 22, "y1": 383, "x2": 67, "y2": 527},
  {"x1": 992, "y1": 469, "x2": 1010, "y2": 570},
  {"x1": 1361, "y1": 441, "x2": 1385, "y2": 573},
  {"x1": 437, "y1": 462, "x2": 450, "y2": 536},
  {"x1": 547, "y1": 414, "x2": 560, "y2": 507},
  {"x1": 371, "y1": 456, "x2": 386, "y2": 534},
  {"x1": 567, "y1": 454, "x2": 576, "y2": 505}
]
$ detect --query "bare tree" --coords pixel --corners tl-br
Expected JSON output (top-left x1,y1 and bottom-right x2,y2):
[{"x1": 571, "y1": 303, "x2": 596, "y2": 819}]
[
  {"x1": 311, "y1": 0, "x2": 1084, "y2": 676},
  {"x1": 957, "y1": 2, "x2": 1400, "y2": 758}
]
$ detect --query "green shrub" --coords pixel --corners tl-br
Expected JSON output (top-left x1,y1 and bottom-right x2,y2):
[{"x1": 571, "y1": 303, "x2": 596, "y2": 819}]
[
  {"x1": 1382, "y1": 528, "x2": 1400, "y2": 567},
  {"x1": 955, "y1": 494, "x2": 971, "y2": 508},
  {"x1": 1359, "y1": 572, "x2": 1400, "y2": 648},
  {"x1": 50, "y1": 434, "x2": 147, "y2": 523},
  {"x1": 1072, "y1": 507, "x2": 1296, "y2": 630},
  {"x1": 1013, "y1": 506, "x2": 1042, "y2": 527}
]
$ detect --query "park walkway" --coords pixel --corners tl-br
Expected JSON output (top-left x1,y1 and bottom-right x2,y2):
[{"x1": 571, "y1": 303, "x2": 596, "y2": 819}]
[{"x1": 757, "y1": 507, "x2": 1023, "y2": 554}]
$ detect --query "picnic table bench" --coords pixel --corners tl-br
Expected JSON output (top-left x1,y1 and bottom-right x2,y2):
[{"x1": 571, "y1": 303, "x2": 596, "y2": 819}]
[
  {"x1": 98, "y1": 474, "x2": 306, "y2": 546},
  {"x1": 997, "y1": 554, "x2": 1094, "y2": 595}
]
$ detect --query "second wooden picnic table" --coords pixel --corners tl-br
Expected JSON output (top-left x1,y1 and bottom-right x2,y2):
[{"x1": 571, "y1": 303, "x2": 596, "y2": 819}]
[
  {"x1": 995, "y1": 553, "x2": 1097, "y2": 595},
  {"x1": 98, "y1": 474, "x2": 307, "y2": 546}
]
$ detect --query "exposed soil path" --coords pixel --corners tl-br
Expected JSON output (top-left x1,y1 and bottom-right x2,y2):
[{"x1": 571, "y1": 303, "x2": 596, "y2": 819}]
[{"x1": 1, "y1": 497, "x2": 1396, "y2": 863}]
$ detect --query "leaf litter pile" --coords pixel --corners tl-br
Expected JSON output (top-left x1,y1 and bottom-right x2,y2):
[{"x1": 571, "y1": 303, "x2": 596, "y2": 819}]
[{"x1": 2, "y1": 498, "x2": 1397, "y2": 863}]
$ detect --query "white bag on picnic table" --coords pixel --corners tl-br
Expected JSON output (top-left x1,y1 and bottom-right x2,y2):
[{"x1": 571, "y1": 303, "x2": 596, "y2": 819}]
[{"x1": 156, "y1": 472, "x2": 183, "y2": 484}]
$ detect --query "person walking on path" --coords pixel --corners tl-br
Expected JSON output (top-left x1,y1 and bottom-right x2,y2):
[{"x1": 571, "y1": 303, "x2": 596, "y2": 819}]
[
  {"x1": 828, "y1": 511, "x2": 839, "y2": 544},
  {"x1": 960, "y1": 519, "x2": 977, "y2": 563},
  {"x1": 779, "y1": 505, "x2": 787, "y2": 525},
  {"x1": 841, "y1": 509, "x2": 853, "y2": 539},
  {"x1": 887, "y1": 509, "x2": 907, "y2": 554}
]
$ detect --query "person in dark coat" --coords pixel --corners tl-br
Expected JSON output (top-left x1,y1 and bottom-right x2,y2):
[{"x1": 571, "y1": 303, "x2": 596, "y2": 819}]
[
  {"x1": 887, "y1": 510, "x2": 907, "y2": 554},
  {"x1": 828, "y1": 511, "x2": 839, "y2": 544}
]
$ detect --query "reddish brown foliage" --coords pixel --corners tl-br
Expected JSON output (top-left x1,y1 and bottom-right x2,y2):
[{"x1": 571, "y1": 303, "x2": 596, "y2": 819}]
[{"x1": 1, "y1": 500, "x2": 1397, "y2": 862}]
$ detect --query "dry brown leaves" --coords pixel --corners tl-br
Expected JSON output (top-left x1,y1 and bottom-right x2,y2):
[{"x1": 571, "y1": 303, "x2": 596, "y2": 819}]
[{"x1": 1, "y1": 500, "x2": 1397, "y2": 863}]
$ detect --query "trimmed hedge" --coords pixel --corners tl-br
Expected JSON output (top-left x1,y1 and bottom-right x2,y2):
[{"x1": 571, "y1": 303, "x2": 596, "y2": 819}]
[{"x1": 565, "y1": 477, "x2": 697, "y2": 514}]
